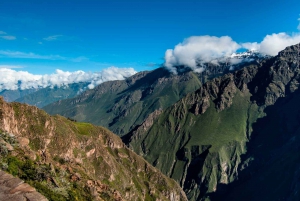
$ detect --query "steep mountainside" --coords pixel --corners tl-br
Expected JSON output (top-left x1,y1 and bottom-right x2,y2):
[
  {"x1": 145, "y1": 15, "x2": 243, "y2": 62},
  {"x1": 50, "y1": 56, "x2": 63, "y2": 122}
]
[
  {"x1": 125, "y1": 44, "x2": 300, "y2": 200},
  {"x1": 15, "y1": 82, "x2": 89, "y2": 108},
  {"x1": 43, "y1": 68, "x2": 203, "y2": 136},
  {"x1": 43, "y1": 56, "x2": 262, "y2": 136},
  {"x1": 0, "y1": 97, "x2": 187, "y2": 201}
]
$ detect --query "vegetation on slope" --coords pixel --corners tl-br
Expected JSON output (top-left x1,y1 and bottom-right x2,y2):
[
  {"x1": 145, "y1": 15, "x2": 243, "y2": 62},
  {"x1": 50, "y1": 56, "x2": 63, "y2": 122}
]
[
  {"x1": 0, "y1": 97, "x2": 187, "y2": 201},
  {"x1": 126, "y1": 70, "x2": 263, "y2": 200},
  {"x1": 126, "y1": 44, "x2": 300, "y2": 200},
  {"x1": 43, "y1": 68, "x2": 203, "y2": 136},
  {"x1": 208, "y1": 84, "x2": 300, "y2": 201}
]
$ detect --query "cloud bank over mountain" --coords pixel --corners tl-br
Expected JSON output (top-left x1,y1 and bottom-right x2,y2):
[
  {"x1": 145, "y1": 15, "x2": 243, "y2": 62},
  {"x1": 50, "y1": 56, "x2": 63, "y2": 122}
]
[
  {"x1": 164, "y1": 31, "x2": 300, "y2": 73},
  {"x1": 0, "y1": 67, "x2": 136, "y2": 92},
  {"x1": 258, "y1": 33, "x2": 300, "y2": 56},
  {"x1": 164, "y1": 36, "x2": 240, "y2": 74}
]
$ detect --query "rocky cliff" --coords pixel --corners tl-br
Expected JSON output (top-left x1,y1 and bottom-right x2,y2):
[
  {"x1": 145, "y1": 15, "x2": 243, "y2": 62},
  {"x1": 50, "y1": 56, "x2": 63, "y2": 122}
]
[
  {"x1": 0, "y1": 97, "x2": 187, "y2": 201},
  {"x1": 0, "y1": 170, "x2": 48, "y2": 201}
]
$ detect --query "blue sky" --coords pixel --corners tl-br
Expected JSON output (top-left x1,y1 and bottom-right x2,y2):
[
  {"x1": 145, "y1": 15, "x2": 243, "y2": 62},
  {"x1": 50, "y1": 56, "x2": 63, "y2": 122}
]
[{"x1": 0, "y1": 0, "x2": 300, "y2": 75}]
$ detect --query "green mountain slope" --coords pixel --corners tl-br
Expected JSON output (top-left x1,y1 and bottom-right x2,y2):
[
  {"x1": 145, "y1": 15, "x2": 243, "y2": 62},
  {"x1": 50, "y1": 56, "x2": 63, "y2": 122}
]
[
  {"x1": 0, "y1": 96, "x2": 187, "y2": 201},
  {"x1": 43, "y1": 68, "x2": 204, "y2": 135},
  {"x1": 43, "y1": 61, "x2": 257, "y2": 137},
  {"x1": 208, "y1": 78, "x2": 300, "y2": 201},
  {"x1": 125, "y1": 44, "x2": 300, "y2": 200}
]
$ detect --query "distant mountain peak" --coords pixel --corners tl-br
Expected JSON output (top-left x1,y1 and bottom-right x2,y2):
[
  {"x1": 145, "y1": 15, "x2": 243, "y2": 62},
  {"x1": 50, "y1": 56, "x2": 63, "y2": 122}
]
[{"x1": 230, "y1": 50, "x2": 265, "y2": 58}]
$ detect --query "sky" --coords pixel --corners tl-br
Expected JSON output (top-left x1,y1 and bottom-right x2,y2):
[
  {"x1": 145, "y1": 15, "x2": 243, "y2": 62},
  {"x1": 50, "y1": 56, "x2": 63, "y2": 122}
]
[{"x1": 0, "y1": 0, "x2": 300, "y2": 90}]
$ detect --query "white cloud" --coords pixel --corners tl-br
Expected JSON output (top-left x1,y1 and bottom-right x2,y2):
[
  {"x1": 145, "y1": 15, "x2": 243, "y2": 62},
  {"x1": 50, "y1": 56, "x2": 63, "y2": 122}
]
[
  {"x1": 0, "y1": 31, "x2": 7, "y2": 35},
  {"x1": 0, "y1": 35, "x2": 16, "y2": 40},
  {"x1": 258, "y1": 33, "x2": 300, "y2": 56},
  {"x1": 241, "y1": 32, "x2": 300, "y2": 56},
  {"x1": 238, "y1": 17, "x2": 300, "y2": 55},
  {"x1": 164, "y1": 33, "x2": 300, "y2": 73},
  {"x1": 0, "y1": 67, "x2": 137, "y2": 92},
  {"x1": 43, "y1": 35, "x2": 63, "y2": 41},
  {"x1": 241, "y1": 42, "x2": 260, "y2": 51},
  {"x1": 164, "y1": 36, "x2": 241, "y2": 73},
  {"x1": 87, "y1": 67, "x2": 137, "y2": 89}
]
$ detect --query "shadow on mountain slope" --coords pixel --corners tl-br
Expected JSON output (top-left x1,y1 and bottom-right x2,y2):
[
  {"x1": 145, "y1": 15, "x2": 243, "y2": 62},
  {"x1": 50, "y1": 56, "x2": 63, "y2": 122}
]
[{"x1": 207, "y1": 87, "x2": 300, "y2": 201}]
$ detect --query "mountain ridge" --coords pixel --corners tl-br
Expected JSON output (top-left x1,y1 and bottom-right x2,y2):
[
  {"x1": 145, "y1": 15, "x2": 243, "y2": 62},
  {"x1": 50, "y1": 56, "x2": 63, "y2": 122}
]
[
  {"x1": 43, "y1": 51, "x2": 267, "y2": 136},
  {"x1": 126, "y1": 43, "x2": 300, "y2": 200}
]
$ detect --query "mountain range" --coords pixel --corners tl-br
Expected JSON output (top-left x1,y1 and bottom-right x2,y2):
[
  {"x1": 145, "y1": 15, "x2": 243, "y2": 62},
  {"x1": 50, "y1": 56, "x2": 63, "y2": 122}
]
[
  {"x1": 1, "y1": 45, "x2": 300, "y2": 201},
  {"x1": 42, "y1": 51, "x2": 266, "y2": 136},
  {"x1": 125, "y1": 44, "x2": 300, "y2": 200},
  {"x1": 0, "y1": 82, "x2": 89, "y2": 108}
]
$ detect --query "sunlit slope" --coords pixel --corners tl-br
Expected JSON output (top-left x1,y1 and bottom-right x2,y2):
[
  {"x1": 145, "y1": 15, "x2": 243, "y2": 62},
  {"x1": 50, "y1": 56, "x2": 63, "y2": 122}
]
[{"x1": 0, "y1": 96, "x2": 187, "y2": 201}]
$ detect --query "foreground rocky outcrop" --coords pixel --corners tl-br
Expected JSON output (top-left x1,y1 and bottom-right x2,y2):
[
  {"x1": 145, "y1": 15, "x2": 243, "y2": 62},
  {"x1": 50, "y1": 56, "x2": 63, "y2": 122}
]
[
  {"x1": 125, "y1": 43, "x2": 300, "y2": 200},
  {"x1": 0, "y1": 96, "x2": 187, "y2": 201},
  {"x1": 0, "y1": 170, "x2": 48, "y2": 201}
]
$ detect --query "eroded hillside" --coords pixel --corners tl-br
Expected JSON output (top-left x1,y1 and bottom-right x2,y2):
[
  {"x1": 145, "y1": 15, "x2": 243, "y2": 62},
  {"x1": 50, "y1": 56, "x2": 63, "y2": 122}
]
[{"x1": 0, "y1": 97, "x2": 187, "y2": 201}]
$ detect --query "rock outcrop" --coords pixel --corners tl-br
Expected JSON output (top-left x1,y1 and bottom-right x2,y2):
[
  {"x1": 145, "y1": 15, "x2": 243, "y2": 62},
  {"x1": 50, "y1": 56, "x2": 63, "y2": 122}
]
[
  {"x1": 0, "y1": 170, "x2": 48, "y2": 201},
  {"x1": 0, "y1": 97, "x2": 187, "y2": 201}
]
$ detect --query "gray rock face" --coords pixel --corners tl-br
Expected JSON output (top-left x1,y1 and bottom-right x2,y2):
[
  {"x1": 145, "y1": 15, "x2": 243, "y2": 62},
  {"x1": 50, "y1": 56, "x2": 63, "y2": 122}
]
[
  {"x1": 0, "y1": 170, "x2": 48, "y2": 201},
  {"x1": 249, "y1": 43, "x2": 300, "y2": 106}
]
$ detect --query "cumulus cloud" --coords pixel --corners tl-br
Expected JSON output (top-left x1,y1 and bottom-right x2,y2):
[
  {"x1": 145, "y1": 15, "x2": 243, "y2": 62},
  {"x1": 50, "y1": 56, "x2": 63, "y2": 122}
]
[
  {"x1": 241, "y1": 33, "x2": 300, "y2": 56},
  {"x1": 0, "y1": 67, "x2": 137, "y2": 92},
  {"x1": 164, "y1": 33, "x2": 300, "y2": 73},
  {"x1": 257, "y1": 33, "x2": 300, "y2": 56},
  {"x1": 241, "y1": 42, "x2": 260, "y2": 51},
  {"x1": 164, "y1": 36, "x2": 241, "y2": 73}
]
